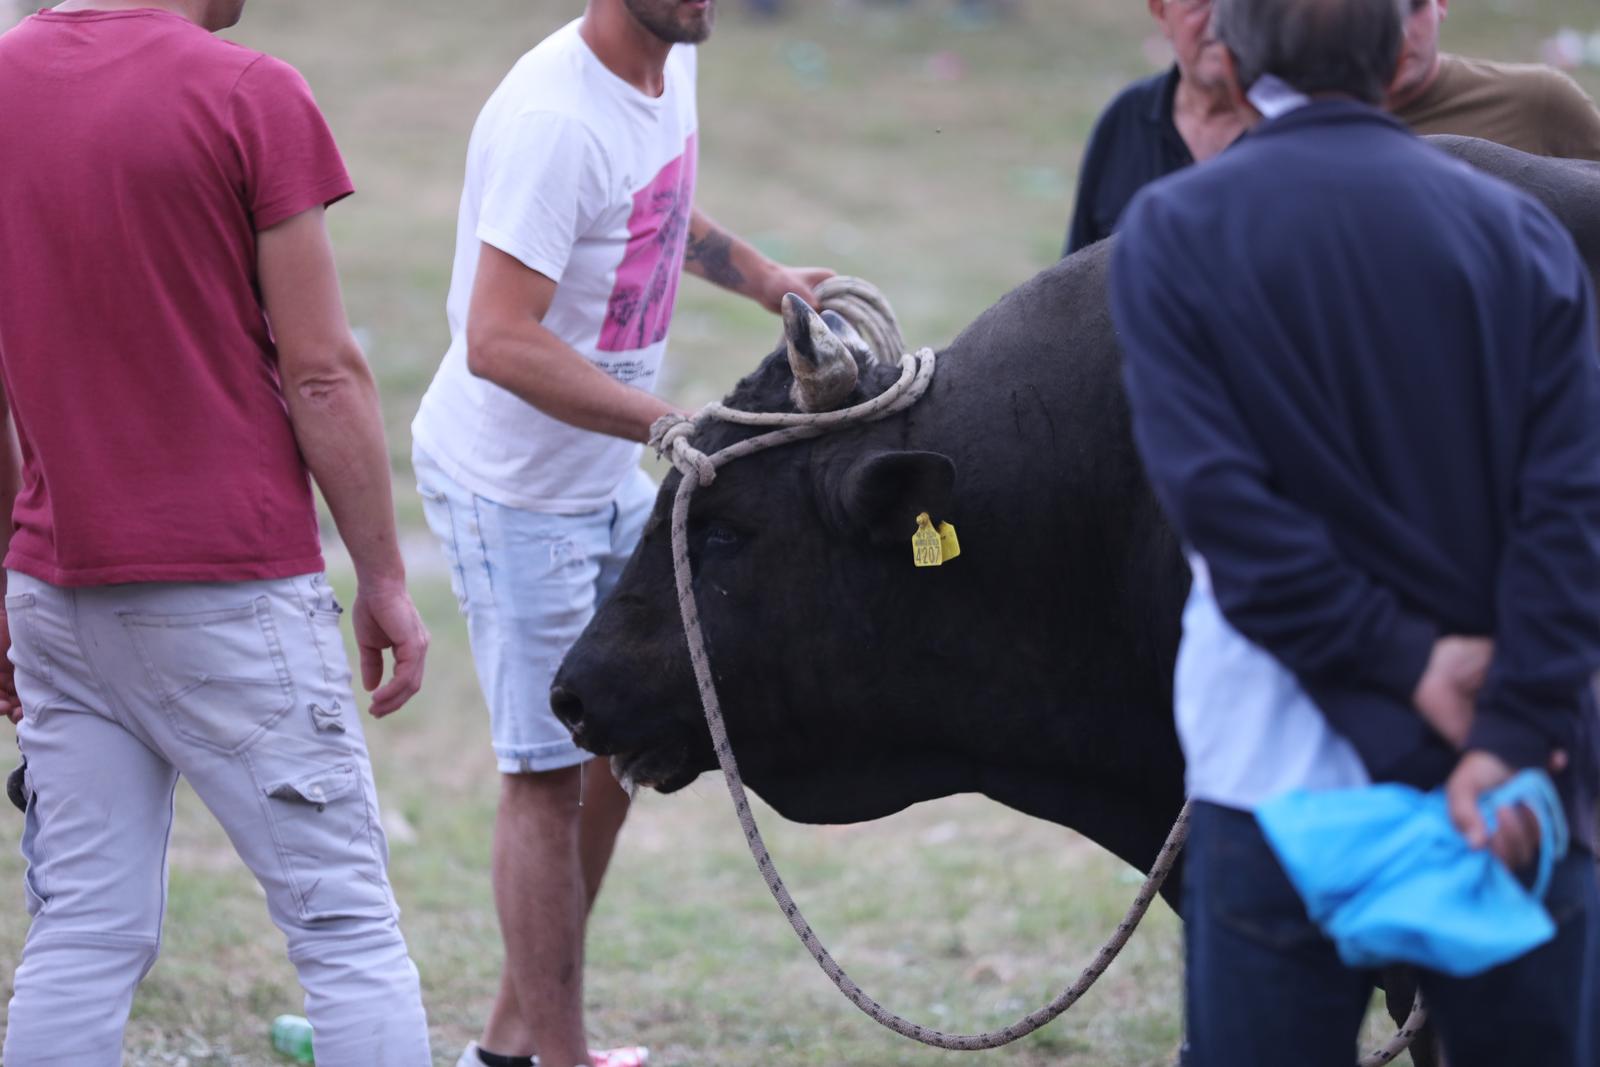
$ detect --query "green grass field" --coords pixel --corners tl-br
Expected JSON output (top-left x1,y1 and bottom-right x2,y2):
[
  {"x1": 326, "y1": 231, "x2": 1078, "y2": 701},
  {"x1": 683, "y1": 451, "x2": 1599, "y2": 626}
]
[{"x1": 2, "y1": 0, "x2": 1598, "y2": 1063}]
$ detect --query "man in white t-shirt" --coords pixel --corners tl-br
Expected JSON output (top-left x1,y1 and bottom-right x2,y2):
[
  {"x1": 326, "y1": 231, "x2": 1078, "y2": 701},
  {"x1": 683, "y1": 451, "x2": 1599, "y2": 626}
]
[{"x1": 411, "y1": 3, "x2": 832, "y2": 1066}]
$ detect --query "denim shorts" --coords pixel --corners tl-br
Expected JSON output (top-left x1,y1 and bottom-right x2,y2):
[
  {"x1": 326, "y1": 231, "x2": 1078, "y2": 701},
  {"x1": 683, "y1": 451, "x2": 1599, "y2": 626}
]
[{"x1": 413, "y1": 446, "x2": 656, "y2": 774}]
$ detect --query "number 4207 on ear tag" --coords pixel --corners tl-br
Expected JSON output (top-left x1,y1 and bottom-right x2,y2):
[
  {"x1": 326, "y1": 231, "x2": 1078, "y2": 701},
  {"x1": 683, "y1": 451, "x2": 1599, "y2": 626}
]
[{"x1": 912, "y1": 512, "x2": 961, "y2": 568}]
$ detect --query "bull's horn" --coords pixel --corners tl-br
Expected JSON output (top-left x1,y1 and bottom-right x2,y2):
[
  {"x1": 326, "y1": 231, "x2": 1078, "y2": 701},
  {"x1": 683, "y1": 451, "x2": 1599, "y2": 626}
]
[
  {"x1": 820, "y1": 309, "x2": 877, "y2": 370},
  {"x1": 784, "y1": 292, "x2": 859, "y2": 413}
]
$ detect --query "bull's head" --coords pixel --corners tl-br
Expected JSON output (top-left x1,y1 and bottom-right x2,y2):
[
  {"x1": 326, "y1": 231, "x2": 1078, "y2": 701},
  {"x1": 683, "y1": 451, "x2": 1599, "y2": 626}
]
[
  {"x1": 556, "y1": 245, "x2": 1195, "y2": 878},
  {"x1": 551, "y1": 297, "x2": 960, "y2": 821}
]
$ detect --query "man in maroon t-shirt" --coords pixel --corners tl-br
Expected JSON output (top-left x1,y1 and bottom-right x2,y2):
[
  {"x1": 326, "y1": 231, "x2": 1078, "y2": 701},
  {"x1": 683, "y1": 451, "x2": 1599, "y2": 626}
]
[{"x1": 0, "y1": 2, "x2": 431, "y2": 1063}]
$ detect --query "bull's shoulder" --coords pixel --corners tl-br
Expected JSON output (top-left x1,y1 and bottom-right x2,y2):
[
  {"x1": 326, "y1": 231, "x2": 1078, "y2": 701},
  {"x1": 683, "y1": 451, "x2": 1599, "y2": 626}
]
[
  {"x1": 940, "y1": 239, "x2": 1122, "y2": 408},
  {"x1": 1425, "y1": 134, "x2": 1600, "y2": 241},
  {"x1": 1427, "y1": 132, "x2": 1600, "y2": 182},
  {"x1": 954, "y1": 238, "x2": 1115, "y2": 352}
]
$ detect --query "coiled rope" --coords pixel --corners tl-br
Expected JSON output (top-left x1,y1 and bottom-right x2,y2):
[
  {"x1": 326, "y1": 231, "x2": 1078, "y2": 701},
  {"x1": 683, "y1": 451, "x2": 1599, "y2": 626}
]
[{"x1": 651, "y1": 275, "x2": 1423, "y2": 1061}]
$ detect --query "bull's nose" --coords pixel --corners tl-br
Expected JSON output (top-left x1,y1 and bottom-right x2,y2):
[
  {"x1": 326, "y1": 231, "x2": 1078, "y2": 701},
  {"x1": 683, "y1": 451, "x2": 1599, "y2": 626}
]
[{"x1": 550, "y1": 685, "x2": 585, "y2": 731}]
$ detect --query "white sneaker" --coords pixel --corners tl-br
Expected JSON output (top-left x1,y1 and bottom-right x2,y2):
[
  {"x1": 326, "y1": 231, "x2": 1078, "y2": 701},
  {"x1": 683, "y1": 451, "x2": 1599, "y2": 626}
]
[
  {"x1": 455, "y1": 1041, "x2": 649, "y2": 1067},
  {"x1": 458, "y1": 1044, "x2": 535, "y2": 1067}
]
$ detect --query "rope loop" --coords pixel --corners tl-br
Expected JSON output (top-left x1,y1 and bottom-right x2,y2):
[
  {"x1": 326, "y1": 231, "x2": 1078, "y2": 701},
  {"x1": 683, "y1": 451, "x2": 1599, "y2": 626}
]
[
  {"x1": 649, "y1": 413, "x2": 716, "y2": 487},
  {"x1": 814, "y1": 274, "x2": 907, "y2": 364},
  {"x1": 651, "y1": 346, "x2": 937, "y2": 495}
]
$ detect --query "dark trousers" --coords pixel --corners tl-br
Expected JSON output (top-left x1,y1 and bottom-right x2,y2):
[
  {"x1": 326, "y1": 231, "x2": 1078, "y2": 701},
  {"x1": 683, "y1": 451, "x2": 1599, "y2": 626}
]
[{"x1": 1183, "y1": 801, "x2": 1600, "y2": 1067}]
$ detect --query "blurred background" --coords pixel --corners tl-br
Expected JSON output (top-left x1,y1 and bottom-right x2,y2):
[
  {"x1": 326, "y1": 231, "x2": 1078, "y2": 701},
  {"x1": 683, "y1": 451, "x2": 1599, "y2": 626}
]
[{"x1": 1, "y1": 1, "x2": 1597, "y2": 1063}]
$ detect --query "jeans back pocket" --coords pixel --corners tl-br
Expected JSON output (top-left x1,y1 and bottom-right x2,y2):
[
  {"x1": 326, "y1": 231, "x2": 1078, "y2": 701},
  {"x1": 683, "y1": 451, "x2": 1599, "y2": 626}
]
[{"x1": 120, "y1": 598, "x2": 294, "y2": 754}]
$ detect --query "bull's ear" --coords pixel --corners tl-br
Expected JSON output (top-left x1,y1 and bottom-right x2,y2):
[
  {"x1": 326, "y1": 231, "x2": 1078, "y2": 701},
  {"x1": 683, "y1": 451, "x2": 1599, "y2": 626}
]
[{"x1": 837, "y1": 450, "x2": 956, "y2": 545}]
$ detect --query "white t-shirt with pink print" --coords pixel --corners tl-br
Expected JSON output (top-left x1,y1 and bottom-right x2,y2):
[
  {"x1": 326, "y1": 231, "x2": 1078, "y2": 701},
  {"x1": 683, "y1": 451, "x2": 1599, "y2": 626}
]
[{"x1": 413, "y1": 19, "x2": 698, "y2": 512}]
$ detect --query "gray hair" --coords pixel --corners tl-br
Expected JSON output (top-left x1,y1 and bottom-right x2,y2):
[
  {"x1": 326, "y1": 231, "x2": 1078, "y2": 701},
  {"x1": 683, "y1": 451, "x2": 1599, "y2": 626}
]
[{"x1": 1213, "y1": 0, "x2": 1408, "y2": 106}]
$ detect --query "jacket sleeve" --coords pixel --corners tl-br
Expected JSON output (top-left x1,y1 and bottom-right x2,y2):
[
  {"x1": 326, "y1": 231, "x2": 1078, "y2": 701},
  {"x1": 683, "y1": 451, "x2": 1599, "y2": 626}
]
[
  {"x1": 1111, "y1": 190, "x2": 1437, "y2": 702},
  {"x1": 1468, "y1": 209, "x2": 1600, "y2": 768}
]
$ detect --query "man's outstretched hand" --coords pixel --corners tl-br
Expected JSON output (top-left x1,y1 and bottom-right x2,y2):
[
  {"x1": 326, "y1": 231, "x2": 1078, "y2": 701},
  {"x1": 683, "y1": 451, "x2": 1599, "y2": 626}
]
[
  {"x1": 757, "y1": 265, "x2": 836, "y2": 315},
  {"x1": 351, "y1": 583, "x2": 429, "y2": 718}
]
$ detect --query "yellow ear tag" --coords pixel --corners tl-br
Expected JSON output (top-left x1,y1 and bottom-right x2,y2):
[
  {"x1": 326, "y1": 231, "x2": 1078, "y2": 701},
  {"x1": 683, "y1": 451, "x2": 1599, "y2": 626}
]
[
  {"x1": 912, "y1": 512, "x2": 944, "y2": 568},
  {"x1": 937, "y1": 520, "x2": 960, "y2": 562}
]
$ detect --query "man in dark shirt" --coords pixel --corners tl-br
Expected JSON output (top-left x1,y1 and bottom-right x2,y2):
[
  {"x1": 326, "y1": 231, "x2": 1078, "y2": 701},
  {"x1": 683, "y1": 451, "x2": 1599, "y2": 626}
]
[
  {"x1": 1112, "y1": 0, "x2": 1600, "y2": 1064},
  {"x1": 1062, "y1": 0, "x2": 1243, "y2": 256}
]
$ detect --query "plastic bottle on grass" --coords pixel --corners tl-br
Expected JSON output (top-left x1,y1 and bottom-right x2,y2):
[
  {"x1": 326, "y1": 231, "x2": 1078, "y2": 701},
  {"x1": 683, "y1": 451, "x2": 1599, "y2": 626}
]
[{"x1": 270, "y1": 1014, "x2": 315, "y2": 1064}]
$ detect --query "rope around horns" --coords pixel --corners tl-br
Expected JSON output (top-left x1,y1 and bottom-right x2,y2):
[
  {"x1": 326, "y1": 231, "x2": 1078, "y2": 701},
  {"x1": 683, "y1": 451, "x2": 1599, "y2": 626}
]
[{"x1": 649, "y1": 276, "x2": 1424, "y2": 1060}]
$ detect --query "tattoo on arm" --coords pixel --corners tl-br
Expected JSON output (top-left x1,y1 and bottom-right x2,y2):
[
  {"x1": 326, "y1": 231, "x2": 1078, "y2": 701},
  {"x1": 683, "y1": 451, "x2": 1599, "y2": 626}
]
[{"x1": 685, "y1": 228, "x2": 746, "y2": 291}]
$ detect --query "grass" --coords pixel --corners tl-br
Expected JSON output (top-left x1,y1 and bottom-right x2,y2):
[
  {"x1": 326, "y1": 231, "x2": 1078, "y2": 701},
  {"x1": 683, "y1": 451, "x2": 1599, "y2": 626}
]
[{"x1": 2, "y1": 0, "x2": 1598, "y2": 1063}]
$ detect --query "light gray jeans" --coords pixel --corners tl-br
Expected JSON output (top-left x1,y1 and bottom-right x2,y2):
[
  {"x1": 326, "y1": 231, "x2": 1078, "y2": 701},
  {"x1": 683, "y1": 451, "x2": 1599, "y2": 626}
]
[{"x1": 1, "y1": 571, "x2": 430, "y2": 1067}]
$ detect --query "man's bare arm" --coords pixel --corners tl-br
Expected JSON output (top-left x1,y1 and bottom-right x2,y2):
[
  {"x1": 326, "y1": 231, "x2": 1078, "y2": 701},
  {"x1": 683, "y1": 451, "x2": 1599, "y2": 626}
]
[
  {"x1": 258, "y1": 207, "x2": 427, "y2": 717},
  {"x1": 465, "y1": 242, "x2": 678, "y2": 444},
  {"x1": 686, "y1": 209, "x2": 834, "y2": 313}
]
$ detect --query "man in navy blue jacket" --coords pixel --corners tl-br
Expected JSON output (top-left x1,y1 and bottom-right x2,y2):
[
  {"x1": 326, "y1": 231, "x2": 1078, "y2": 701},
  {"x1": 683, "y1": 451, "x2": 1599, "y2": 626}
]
[{"x1": 1112, "y1": 0, "x2": 1600, "y2": 1064}]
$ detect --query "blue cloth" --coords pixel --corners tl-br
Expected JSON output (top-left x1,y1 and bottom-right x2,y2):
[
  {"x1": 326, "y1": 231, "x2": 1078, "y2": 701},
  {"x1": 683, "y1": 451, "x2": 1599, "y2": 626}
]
[
  {"x1": 1112, "y1": 99, "x2": 1600, "y2": 851},
  {"x1": 1184, "y1": 801, "x2": 1600, "y2": 1067},
  {"x1": 1256, "y1": 770, "x2": 1568, "y2": 976}
]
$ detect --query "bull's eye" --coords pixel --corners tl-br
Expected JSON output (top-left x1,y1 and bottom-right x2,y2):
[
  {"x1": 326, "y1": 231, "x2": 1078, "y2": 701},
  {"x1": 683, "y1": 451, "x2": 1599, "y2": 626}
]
[{"x1": 704, "y1": 523, "x2": 742, "y2": 549}]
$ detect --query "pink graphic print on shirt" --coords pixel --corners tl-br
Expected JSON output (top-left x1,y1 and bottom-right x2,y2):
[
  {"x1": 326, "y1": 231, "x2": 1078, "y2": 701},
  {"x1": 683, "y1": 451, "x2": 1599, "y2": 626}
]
[{"x1": 599, "y1": 133, "x2": 698, "y2": 353}]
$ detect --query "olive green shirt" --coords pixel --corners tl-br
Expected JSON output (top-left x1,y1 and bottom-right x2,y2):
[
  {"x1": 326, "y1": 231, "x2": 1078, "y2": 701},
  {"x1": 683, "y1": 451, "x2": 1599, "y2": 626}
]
[{"x1": 1395, "y1": 53, "x2": 1600, "y2": 162}]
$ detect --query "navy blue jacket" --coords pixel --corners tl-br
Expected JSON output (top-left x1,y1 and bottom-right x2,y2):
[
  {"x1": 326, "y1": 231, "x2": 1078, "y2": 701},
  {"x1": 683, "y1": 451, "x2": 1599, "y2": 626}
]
[{"x1": 1112, "y1": 101, "x2": 1600, "y2": 846}]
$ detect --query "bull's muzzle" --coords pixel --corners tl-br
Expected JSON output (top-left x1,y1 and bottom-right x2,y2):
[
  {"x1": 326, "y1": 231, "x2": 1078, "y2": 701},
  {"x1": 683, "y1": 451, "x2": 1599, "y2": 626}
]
[{"x1": 550, "y1": 685, "x2": 586, "y2": 735}]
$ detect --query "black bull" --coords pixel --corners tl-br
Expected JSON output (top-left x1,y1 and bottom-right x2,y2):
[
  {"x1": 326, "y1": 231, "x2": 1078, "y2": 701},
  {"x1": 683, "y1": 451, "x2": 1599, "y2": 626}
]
[{"x1": 554, "y1": 137, "x2": 1600, "y2": 896}]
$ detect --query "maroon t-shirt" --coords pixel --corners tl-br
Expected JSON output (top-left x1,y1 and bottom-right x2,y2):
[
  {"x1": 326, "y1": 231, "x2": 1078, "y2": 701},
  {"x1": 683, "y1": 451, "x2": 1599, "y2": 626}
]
[{"x1": 0, "y1": 8, "x2": 354, "y2": 585}]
